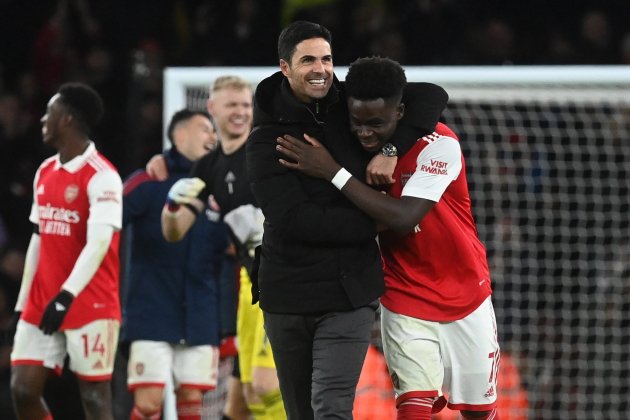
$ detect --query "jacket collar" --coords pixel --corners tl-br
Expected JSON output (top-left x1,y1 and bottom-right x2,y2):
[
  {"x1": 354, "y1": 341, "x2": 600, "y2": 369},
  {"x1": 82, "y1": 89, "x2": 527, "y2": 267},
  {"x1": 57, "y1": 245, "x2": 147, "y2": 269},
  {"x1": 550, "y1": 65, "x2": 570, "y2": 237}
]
[
  {"x1": 253, "y1": 71, "x2": 341, "y2": 126},
  {"x1": 164, "y1": 147, "x2": 195, "y2": 174}
]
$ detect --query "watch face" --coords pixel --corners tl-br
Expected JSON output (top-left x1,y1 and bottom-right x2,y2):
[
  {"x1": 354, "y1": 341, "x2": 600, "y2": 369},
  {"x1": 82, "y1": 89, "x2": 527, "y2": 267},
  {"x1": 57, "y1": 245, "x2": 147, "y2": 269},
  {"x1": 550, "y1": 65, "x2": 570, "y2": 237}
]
[{"x1": 381, "y1": 143, "x2": 397, "y2": 157}]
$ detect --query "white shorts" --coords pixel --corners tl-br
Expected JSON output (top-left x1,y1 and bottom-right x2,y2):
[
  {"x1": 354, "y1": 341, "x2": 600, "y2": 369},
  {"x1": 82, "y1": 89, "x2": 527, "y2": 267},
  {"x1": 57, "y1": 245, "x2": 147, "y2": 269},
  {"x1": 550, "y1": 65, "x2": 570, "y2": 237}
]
[
  {"x1": 127, "y1": 340, "x2": 220, "y2": 391},
  {"x1": 11, "y1": 319, "x2": 119, "y2": 381},
  {"x1": 381, "y1": 297, "x2": 500, "y2": 412}
]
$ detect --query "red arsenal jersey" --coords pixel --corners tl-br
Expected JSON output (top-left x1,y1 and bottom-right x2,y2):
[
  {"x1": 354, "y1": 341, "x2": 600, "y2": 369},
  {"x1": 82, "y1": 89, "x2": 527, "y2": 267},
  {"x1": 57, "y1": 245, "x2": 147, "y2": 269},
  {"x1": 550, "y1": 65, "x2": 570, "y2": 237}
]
[
  {"x1": 22, "y1": 142, "x2": 122, "y2": 329},
  {"x1": 379, "y1": 123, "x2": 492, "y2": 322}
]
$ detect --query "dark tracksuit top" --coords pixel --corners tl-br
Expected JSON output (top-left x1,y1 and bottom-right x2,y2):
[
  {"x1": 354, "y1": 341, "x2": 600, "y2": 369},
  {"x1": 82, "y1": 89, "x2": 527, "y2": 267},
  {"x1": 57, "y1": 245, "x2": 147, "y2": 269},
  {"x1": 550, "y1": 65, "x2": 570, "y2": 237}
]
[{"x1": 122, "y1": 149, "x2": 229, "y2": 346}]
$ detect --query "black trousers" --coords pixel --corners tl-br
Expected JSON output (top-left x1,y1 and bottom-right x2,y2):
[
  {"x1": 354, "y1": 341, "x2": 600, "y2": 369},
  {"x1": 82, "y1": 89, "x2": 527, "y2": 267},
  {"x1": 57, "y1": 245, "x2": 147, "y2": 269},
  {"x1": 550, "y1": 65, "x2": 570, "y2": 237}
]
[{"x1": 263, "y1": 302, "x2": 377, "y2": 420}]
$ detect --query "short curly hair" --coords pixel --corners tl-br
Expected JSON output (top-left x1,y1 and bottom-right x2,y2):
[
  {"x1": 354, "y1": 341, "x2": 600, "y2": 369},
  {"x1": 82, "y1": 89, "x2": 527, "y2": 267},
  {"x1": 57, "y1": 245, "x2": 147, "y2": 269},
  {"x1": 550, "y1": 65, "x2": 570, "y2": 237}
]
[
  {"x1": 345, "y1": 56, "x2": 406, "y2": 104},
  {"x1": 57, "y1": 83, "x2": 104, "y2": 135}
]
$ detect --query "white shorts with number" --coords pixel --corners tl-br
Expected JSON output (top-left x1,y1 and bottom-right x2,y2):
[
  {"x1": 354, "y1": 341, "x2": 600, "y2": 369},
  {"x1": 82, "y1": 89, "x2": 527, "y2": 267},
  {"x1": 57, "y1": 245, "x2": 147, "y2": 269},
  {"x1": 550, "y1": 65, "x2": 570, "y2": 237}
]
[
  {"x1": 127, "y1": 340, "x2": 220, "y2": 391},
  {"x1": 381, "y1": 297, "x2": 500, "y2": 412},
  {"x1": 11, "y1": 319, "x2": 119, "y2": 381}
]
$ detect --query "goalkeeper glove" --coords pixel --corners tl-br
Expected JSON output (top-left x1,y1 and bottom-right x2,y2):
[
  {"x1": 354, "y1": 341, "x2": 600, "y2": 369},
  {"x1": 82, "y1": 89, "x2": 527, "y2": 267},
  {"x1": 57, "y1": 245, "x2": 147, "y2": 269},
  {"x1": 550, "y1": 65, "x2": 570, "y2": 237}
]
[
  {"x1": 167, "y1": 177, "x2": 206, "y2": 206},
  {"x1": 224, "y1": 205, "x2": 264, "y2": 258},
  {"x1": 39, "y1": 290, "x2": 74, "y2": 335}
]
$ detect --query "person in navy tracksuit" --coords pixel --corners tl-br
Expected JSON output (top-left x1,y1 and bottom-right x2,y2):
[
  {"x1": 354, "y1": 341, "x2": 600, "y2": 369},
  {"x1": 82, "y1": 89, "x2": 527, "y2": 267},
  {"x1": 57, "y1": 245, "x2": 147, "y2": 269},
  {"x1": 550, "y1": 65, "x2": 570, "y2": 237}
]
[{"x1": 122, "y1": 109, "x2": 234, "y2": 420}]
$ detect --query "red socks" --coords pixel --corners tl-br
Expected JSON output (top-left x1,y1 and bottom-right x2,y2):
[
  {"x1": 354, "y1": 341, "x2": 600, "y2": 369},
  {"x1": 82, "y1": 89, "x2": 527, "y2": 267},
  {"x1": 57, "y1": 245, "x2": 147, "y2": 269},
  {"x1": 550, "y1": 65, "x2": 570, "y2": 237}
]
[
  {"x1": 397, "y1": 397, "x2": 433, "y2": 420},
  {"x1": 176, "y1": 400, "x2": 203, "y2": 420}
]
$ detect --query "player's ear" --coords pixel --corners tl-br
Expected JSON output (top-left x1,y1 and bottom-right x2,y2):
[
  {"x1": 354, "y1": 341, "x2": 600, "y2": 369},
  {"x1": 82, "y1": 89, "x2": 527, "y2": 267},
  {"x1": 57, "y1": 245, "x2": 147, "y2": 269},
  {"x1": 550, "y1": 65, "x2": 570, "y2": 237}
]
[
  {"x1": 280, "y1": 59, "x2": 290, "y2": 77},
  {"x1": 172, "y1": 124, "x2": 186, "y2": 147},
  {"x1": 62, "y1": 113, "x2": 74, "y2": 127},
  {"x1": 396, "y1": 103, "x2": 405, "y2": 121}
]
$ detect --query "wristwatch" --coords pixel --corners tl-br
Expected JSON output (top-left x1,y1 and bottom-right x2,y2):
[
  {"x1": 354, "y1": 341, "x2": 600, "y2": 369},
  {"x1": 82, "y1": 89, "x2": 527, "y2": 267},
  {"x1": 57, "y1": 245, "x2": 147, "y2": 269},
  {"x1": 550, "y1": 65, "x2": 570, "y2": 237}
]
[{"x1": 380, "y1": 142, "x2": 398, "y2": 157}]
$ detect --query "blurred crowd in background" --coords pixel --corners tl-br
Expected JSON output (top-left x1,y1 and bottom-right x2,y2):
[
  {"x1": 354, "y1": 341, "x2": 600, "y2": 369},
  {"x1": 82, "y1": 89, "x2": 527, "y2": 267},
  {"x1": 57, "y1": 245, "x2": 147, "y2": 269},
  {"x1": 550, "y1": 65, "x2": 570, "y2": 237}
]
[{"x1": 0, "y1": 0, "x2": 629, "y2": 415}]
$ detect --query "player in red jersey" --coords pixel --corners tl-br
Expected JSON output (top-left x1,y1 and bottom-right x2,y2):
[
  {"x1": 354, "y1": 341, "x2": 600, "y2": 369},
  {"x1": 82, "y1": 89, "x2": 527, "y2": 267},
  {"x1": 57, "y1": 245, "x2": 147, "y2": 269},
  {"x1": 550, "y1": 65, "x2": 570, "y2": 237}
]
[
  {"x1": 10, "y1": 83, "x2": 123, "y2": 420},
  {"x1": 275, "y1": 57, "x2": 500, "y2": 420}
]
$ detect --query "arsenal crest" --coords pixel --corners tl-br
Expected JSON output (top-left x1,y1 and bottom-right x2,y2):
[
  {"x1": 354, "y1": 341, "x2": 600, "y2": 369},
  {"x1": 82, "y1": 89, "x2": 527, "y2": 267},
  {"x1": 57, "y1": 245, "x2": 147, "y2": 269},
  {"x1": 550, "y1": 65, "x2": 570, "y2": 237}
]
[{"x1": 64, "y1": 185, "x2": 79, "y2": 203}]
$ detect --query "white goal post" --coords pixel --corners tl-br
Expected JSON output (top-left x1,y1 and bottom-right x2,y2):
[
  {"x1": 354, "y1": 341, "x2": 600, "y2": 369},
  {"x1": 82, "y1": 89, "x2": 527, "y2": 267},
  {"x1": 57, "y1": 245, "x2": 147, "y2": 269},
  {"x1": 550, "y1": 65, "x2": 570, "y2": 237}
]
[
  {"x1": 164, "y1": 65, "x2": 630, "y2": 420},
  {"x1": 164, "y1": 65, "x2": 630, "y2": 144}
]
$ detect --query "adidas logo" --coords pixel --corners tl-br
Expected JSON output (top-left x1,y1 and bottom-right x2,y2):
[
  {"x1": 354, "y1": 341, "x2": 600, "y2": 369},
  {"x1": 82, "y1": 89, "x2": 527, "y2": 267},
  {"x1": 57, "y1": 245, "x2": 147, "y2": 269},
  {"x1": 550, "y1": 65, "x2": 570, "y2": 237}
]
[
  {"x1": 484, "y1": 385, "x2": 495, "y2": 398},
  {"x1": 92, "y1": 360, "x2": 104, "y2": 370},
  {"x1": 54, "y1": 302, "x2": 66, "y2": 311}
]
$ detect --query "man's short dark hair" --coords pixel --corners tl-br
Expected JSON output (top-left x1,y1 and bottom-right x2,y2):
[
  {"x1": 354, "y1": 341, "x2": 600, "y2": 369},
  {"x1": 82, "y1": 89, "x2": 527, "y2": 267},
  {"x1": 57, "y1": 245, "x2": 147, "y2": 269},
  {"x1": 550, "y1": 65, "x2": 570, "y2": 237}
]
[
  {"x1": 277, "y1": 20, "x2": 332, "y2": 63},
  {"x1": 57, "y1": 83, "x2": 104, "y2": 135},
  {"x1": 345, "y1": 56, "x2": 407, "y2": 104},
  {"x1": 166, "y1": 109, "x2": 212, "y2": 145}
]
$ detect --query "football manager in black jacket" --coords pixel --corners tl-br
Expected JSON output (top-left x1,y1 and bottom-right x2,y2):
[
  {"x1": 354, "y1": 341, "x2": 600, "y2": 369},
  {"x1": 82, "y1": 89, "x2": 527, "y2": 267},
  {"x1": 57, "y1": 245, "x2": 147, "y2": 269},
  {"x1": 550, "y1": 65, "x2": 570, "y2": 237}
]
[{"x1": 246, "y1": 20, "x2": 448, "y2": 420}]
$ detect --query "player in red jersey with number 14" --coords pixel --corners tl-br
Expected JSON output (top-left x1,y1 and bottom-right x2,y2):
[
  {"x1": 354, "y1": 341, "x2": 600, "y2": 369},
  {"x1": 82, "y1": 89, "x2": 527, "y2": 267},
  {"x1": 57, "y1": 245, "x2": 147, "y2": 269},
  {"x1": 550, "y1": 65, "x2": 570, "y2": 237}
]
[{"x1": 10, "y1": 83, "x2": 123, "y2": 420}]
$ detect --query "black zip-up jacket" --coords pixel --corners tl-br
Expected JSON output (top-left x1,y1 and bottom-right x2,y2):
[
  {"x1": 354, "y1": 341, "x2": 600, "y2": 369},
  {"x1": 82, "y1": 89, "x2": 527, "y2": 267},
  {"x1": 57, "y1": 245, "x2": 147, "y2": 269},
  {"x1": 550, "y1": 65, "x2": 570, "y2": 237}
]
[{"x1": 246, "y1": 71, "x2": 447, "y2": 314}]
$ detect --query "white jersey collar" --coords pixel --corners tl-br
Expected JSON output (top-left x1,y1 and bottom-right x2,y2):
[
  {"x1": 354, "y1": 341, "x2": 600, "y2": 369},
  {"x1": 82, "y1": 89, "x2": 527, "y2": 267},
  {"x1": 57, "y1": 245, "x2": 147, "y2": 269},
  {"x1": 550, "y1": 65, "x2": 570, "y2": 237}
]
[{"x1": 53, "y1": 141, "x2": 96, "y2": 173}]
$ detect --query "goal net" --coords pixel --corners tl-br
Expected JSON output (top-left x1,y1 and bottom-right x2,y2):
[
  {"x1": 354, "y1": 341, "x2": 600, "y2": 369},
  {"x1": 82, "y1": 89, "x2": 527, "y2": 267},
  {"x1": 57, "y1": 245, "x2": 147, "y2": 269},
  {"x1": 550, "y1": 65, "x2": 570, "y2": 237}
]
[{"x1": 164, "y1": 65, "x2": 630, "y2": 420}]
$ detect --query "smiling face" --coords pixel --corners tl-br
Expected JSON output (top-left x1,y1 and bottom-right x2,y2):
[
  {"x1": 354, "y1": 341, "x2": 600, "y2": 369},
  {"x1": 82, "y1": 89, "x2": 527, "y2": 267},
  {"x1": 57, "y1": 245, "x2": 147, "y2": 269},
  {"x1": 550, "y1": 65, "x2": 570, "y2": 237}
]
[
  {"x1": 175, "y1": 114, "x2": 217, "y2": 161},
  {"x1": 348, "y1": 97, "x2": 405, "y2": 153},
  {"x1": 208, "y1": 86, "x2": 253, "y2": 141},
  {"x1": 280, "y1": 37, "x2": 333, "y2": 103}
]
